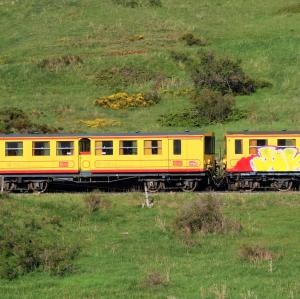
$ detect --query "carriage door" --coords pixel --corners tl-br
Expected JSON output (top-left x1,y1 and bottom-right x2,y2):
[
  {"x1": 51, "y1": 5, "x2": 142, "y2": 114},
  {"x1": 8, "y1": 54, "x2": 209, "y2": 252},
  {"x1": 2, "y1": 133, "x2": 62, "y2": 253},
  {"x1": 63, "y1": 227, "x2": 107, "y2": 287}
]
[{"x1": 79, "y1": 138, "x2": 91, "y2": 172}]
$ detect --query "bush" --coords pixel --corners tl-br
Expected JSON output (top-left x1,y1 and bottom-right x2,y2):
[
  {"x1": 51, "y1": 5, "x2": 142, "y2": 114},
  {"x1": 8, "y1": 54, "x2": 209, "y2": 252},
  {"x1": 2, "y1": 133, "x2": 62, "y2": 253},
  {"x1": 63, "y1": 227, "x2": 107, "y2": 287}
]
[
  {"x1": 159, "y1": 89, "x2": 246, "y2": 126},
  {"x1": 191, "y1": 51, "x2": 260, "y2": 95},
  {"x1": 0, "y1": 107, "x2": 60, "y2": 134},
  {"x1": 174, "y1": 196, "x2": 242, "y2": 235},
  {"x1": 180, "y1": 33, "x2": 206, "y2": 46}
]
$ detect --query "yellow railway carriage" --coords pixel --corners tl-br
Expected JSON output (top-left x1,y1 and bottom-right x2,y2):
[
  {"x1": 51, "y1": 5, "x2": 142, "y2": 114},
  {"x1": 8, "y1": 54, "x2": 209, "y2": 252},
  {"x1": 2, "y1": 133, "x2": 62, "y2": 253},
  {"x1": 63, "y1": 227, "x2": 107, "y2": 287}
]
[
  {"x1": 225, "y1": 131, "x2": 300, "y2": 191},
  {"x1": 0, "y1": 131, "x2": 215, "y2": 192}
]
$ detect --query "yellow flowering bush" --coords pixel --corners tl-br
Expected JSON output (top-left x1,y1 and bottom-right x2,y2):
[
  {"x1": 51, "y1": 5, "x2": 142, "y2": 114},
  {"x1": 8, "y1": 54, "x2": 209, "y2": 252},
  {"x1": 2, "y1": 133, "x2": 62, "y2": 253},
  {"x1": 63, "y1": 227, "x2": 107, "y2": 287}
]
[
  {"x1": 80, "y1": 118, "x2": 121, "y2": 128},
  {"x1": 95, "y1": 92, "x2": 160, "y2": 110}
]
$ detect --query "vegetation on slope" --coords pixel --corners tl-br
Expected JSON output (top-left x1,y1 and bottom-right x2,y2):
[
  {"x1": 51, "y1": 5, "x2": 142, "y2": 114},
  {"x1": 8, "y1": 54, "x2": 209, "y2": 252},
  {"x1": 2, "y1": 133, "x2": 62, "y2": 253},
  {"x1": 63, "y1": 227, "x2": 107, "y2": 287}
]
[{"x1": 1, "y1": 0, "x2": 300, "y2": 141}]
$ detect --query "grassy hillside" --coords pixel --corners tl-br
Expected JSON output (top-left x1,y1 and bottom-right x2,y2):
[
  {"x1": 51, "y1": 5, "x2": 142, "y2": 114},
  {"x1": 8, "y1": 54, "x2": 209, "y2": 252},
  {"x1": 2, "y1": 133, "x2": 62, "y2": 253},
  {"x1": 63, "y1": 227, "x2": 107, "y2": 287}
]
[
  {"x1": 1, "y1": 192, "x2": 300, "y2": 298},
  {"x1": 1, "y1": 0, "x2": 300, "y2": 145}
]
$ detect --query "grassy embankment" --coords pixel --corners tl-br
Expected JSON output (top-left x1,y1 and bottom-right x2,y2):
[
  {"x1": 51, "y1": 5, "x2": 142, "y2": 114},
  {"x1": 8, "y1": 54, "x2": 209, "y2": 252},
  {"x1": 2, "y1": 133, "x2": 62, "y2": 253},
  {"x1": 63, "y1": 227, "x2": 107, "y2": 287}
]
[
  {"x1": 1, "y1": 192, "x2": 300, "y2": 298},
  {"x1": 1, "y1": 0, "x2": 300, "y2": 146}
]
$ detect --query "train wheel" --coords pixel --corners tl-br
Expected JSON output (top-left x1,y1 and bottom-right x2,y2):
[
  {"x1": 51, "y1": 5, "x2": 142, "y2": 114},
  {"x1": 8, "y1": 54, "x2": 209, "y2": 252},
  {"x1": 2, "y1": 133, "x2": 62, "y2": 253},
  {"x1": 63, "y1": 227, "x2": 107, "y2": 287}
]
[
  {"x1": 28, "y1": 181, "x2": 48, "y2": 193},
  {"x1": 145, "y1": 180, "x2": 164, "y2": 193},
  {"x1": 275, "y1": 180, "x2": 293, "y2": 192},
  {"x1": 181, "y1": 180, "x2": 198, "y2": 192}
]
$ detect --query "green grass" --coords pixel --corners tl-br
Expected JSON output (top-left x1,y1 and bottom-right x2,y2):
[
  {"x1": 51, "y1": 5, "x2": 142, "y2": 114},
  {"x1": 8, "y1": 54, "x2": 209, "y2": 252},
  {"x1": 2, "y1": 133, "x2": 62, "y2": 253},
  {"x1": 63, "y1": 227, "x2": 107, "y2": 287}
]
[
  {"x1": 1, "y1": 192, "x2": 300, "y2": 298},
  {"x1": 1, "y1": 0, "x2": 300, "y2": 137}
]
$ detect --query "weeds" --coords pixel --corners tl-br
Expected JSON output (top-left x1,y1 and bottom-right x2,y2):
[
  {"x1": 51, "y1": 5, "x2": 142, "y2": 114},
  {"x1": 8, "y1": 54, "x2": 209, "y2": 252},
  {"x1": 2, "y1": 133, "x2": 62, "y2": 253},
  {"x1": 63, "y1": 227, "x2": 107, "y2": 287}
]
[
  {"x1": 113, "y1": 0, "x2": 162, "y2": 7},
  {"x1": 38, "y1": 55, "x2": 83, "y2": 71},
  {"x1": 174, "y1": 195, "x2": 242, "y2": 235},
  {"x1": 180, "y1": 33, "x2": 206, "y2": 46},
  {"x1": 84, "y1": 193, "x2": 102, "y2": 213},
  {"x1": 276, "y1": 3, "x2": 300, "y2": 14},
  {"x1": 239, "y1": 245, "x2": 275, "y2": 262},
  {"x1": 95, "y1": 66, "x2": 156, "y2": 89},
  {"x1": 143, "y1": 270, "x2": 169, "y2": 287}
]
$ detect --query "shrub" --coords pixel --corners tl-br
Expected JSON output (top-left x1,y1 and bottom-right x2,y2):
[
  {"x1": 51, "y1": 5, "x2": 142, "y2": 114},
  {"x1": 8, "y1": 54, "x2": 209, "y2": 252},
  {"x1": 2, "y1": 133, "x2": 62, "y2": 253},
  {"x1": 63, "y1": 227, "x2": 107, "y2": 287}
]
[
  {"x1": 191, "y1": 89, "x2": 235, "y2": 123},
  {"x1": 191, "y1": 51, "x2": 260, "y2": 95},
  {"x1": 159, "y1": 89, "x2": 245, "y2": 126},
  {"x1": 174, "y1": 195, "x2": 242, "y2": 235},
  {"x1": 170, "y1": 51, "x2": 192, "y2": 64},
  {"x1": 180, "y1": 33, "x2": 206, "y2": 46},
  {"x1": 0, "y1": 107, "x2": 60, "y2": 134}
]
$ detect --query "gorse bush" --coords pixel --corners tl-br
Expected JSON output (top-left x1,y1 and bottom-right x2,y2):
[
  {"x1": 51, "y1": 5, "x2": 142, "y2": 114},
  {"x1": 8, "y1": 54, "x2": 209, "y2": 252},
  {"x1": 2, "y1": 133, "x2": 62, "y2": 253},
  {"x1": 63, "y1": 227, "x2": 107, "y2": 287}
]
[{"x1": 95, "y1": 92, "x2": 160, "y2": 109}]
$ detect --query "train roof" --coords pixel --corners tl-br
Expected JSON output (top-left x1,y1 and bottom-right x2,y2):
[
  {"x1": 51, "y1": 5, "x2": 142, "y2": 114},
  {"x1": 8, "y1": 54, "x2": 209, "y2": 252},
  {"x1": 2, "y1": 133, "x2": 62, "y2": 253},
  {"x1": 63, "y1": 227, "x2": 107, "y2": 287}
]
[
  {"x1": 0, "y1": 131, "x2": 213, "y2": 138},
  {"x1": 226, "y1": 130, "x2": 300, "y2": 135}
]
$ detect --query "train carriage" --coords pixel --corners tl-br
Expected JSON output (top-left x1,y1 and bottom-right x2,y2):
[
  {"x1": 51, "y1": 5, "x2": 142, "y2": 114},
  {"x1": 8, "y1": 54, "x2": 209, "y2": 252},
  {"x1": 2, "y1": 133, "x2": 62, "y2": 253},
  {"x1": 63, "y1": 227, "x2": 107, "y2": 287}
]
[
  {"x1": 0, "y1": 131, "x2": 215, "y2": 192},
  {"x1": 225, "y1": 131, "x2": 300, "y2": 191}
]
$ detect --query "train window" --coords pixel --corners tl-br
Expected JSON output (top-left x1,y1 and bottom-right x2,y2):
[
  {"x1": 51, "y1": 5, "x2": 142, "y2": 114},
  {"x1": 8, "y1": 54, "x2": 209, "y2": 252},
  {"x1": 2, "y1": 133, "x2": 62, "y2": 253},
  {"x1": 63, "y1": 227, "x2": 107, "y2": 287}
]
[
  {"x1": 249, "y1": 139, "x2": 267, "y2": 154},
  {"x1": 95, "y1": 141, "x2": 113, "y2": 155},
  {"x1": 32, "y1": 141, "x2": 50, "y2": 156},
  {"x1": 5, "y1": 142, "x2": 23, "y2": 156},
  {"x1": 204, "y1": 136, "x2": 215, "y2": 154},
  {"x1": 277, "y1": 139, "x2": 296, "y2": 147},
  {"x1": 144, "y1": 140, "x2": 162, "y2": 155},
  {"x1": 173, "y1": 140, "x2": 181, "y2": 155},
  {"x1": 56, "y1": 141, "x2": 74, "y2": 156},
  {"x1": 235, "y1": 139, "x2": 243, "y2": 154},
  {"x1": 119, "y1": 140, "x2": 137, "y2": 155}
]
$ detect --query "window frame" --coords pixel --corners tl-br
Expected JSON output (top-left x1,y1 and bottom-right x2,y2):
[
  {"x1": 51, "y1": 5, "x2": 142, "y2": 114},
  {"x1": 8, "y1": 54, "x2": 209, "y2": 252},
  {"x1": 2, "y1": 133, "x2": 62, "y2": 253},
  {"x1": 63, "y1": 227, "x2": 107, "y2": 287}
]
[
  {"x1": 249, "y1": 139, "x2": 268, "y2": 155},
  {"x1": 5, "y1": 141, "x2": 23, "y2": 157},
  {"x1": 204, "y1": 136, "x2": 215, "y2": 155},
  {"x1": 173, "y1": 139, "x2": 181, "y2": 155},
  {"x1": 32, "y1": 141, "x2": 50, "y2": 156},
  {"x1": 144, "y1": 140, "x2": 162, "y2": 155},
  {"x1": 95, "y1": 140, "x2": 113, "y2": 156},
  {"x1": 234, "y1": 139, "x2": 243, "y2": 155},
  {"x1": 56, "y1": 141, "x2": 74, "y2": 156},
  {"x1": 119, "y1": 140, "x2": 138, "y2": 155},
  {"x1": 277, "y1": 139, "x2": 296, "y2": 148}
]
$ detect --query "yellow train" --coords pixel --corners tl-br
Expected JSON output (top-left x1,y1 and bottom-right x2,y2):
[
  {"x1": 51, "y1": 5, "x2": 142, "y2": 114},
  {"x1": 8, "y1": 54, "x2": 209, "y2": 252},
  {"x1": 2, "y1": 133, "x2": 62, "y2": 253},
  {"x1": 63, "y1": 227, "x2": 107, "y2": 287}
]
[
  {"x1": 224, "y1": 131, "x2": 300, "y2": 191},
  {"x1": 0, "y1": 132, "x2": 215, "y2": 192}
]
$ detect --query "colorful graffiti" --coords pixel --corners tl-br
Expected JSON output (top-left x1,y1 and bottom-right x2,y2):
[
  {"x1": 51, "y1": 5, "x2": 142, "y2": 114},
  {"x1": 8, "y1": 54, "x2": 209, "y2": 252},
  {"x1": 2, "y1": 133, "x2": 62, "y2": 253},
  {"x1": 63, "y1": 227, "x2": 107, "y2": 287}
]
[{"x1": 230, "y1": 146, "x2": 300, "y2": 172}]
